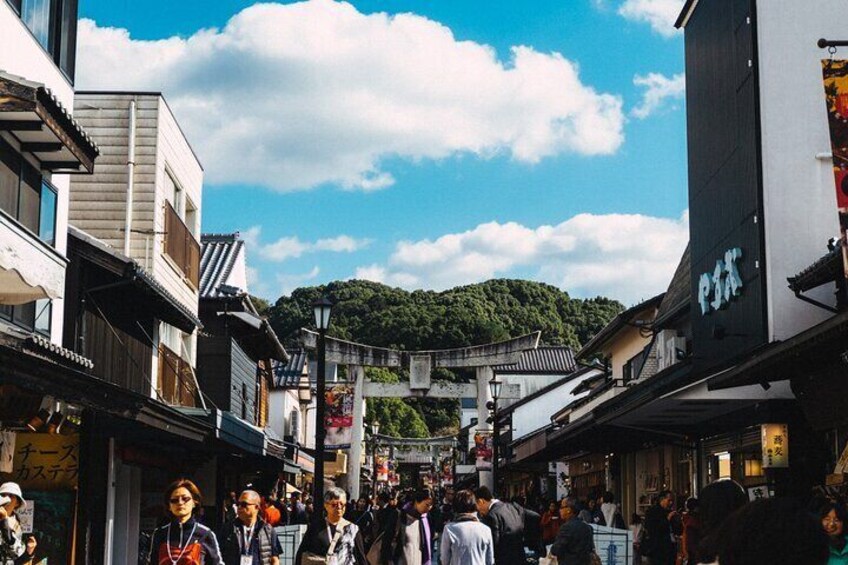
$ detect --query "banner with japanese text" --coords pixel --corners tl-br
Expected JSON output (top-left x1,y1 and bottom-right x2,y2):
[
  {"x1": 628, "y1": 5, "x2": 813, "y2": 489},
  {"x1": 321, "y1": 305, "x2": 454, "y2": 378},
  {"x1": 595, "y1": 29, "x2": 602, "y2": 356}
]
[
  {"x1": 475, "y1": 432, "x2": 493, "y2": 470},
  {"x1": 325, "y1": 383, "x2": 354, "y2": 449},
  {"x1": 376, "y1": 456, "x2": 389, "y2": 482},
  {"x1": 822, "y1": 59, "x2": 848, "y2": 278}
]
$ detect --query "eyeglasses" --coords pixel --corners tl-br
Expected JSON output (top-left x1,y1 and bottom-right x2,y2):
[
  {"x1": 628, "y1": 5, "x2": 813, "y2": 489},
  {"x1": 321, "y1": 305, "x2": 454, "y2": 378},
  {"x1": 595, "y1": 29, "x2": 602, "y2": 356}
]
[
  {"x1": 238, "y1": 501, "x2": 257, "y2": 508},
  {"x1": 169, "y1": 496, "x2": 193, "y2": 505},
  {"x1": 325, "y1": 500, "x2": 346, "y2": 508}
]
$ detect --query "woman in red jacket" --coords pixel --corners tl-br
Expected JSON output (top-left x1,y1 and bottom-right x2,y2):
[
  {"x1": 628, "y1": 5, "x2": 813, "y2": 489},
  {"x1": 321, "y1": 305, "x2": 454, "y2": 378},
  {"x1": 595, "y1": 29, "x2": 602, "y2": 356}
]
[{"x1": 541, "y1": 501, "x2": 562, "y2": 546}]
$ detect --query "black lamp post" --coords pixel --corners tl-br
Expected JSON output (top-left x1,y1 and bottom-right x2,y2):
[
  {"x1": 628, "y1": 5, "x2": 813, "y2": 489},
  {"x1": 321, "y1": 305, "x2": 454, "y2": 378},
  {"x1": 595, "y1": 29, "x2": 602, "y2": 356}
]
[
  {"x1": 371, "y1": 420, "x2": 380, "y2": 496},
  {"x1": 313, "y1": 296, "x2": 333, "y2": 511},
  {"x1": 489, "y1": 378, "x2": 503, "y2": 497}
]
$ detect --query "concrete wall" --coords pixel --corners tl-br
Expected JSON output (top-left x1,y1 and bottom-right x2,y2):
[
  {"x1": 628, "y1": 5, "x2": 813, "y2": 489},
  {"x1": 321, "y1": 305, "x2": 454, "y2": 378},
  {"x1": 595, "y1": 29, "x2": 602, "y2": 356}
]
[
  {"x1": 510, "y1": 371, "x2": 599, "y2": 440},
  {"x1": 758, "y1": 1, "x2": 848, "y2": 340}
]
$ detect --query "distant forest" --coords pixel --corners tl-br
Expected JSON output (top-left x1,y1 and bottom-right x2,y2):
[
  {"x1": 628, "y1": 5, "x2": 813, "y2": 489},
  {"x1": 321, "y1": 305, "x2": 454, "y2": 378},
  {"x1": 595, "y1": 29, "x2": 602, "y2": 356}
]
[{"x1": 257, "y1": 279, "x2": 623, "y2": 437}]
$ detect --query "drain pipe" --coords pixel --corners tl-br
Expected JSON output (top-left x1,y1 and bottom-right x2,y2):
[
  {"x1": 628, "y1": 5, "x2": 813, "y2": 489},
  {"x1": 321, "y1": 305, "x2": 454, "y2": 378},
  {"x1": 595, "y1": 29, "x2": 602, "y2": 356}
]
[{"x1": 123, "y1": 99, "x2": 137, "y2": 256}]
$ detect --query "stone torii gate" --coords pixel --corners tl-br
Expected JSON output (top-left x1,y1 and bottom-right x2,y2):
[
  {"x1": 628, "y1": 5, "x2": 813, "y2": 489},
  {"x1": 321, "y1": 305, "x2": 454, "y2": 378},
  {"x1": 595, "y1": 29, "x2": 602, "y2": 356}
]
[{"x1": 301, "y1": 330, "x2": 541, "y2": 499}]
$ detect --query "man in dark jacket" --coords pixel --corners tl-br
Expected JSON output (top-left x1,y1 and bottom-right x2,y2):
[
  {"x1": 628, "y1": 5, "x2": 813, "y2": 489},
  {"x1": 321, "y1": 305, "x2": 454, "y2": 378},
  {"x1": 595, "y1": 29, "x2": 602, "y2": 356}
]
[
  {"x1": 551, "y1": 497, "x2": 594, "y2": 565},
  {"x1": 475, "y1": 486, "x2": 527, "y2": 565},
  {"x1": 642, "y1": 490, "x2": 677, "y2": 565},
  {"x1": 219, "y1": 490, "x2": 282, "y2": 565}
]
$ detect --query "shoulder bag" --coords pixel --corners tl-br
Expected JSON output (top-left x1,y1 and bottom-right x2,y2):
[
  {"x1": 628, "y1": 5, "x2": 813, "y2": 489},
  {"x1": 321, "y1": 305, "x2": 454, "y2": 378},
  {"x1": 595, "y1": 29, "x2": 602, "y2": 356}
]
[{"x1": 300, "y1": 519, "x2": 349, "y2": 565}]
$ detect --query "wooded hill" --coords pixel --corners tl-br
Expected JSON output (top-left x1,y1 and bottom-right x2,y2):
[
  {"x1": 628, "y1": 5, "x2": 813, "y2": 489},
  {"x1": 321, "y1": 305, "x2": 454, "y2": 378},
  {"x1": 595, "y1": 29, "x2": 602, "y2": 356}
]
[{"x1": 260, "y1": 279, "x2": 624, "y2": 437}]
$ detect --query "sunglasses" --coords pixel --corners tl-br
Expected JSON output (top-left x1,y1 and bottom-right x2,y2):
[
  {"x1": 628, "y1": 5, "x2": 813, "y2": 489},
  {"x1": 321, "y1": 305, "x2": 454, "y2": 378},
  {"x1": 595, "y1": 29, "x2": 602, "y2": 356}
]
[
  {"x1": 238, "y1": 501, "x2": 257, "y2": 508},
  {"x1": 169, "y1": 496, "x2": 193, "y2": 505}
]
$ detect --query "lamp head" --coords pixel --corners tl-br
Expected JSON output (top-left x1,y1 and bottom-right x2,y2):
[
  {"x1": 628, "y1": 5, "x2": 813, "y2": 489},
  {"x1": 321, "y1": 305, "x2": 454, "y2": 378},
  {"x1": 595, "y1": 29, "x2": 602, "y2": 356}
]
[{"x1": 312, "y1": 296, "x2": 334, "y2": 331}]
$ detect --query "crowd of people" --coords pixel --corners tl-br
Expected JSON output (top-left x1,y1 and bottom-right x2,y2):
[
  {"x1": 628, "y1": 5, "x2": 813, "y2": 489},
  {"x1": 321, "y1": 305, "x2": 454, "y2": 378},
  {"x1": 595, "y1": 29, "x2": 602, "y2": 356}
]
[{"x1": 6, "y1": 474, "x2": 848, "y2": 565}]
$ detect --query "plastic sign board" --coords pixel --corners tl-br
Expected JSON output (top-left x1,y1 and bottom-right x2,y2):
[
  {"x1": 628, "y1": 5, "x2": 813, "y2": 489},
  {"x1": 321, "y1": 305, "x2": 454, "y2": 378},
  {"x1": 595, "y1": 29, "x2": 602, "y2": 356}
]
[{"x1": 761, "y1": 423, "x2": 789, "y2": 468}]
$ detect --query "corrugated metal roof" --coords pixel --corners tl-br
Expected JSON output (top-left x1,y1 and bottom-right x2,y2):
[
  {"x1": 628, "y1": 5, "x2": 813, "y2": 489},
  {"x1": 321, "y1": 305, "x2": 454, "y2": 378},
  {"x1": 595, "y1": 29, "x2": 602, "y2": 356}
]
[
  {"x1": 200, "y1": 233, "x2": 245, "y2": 298},
  {"x1": 493, "y1": 346, "x2": 576, "y2": 374},
  {"x1": 273, "y1": 349, "x2": 309, "y2": 388}
]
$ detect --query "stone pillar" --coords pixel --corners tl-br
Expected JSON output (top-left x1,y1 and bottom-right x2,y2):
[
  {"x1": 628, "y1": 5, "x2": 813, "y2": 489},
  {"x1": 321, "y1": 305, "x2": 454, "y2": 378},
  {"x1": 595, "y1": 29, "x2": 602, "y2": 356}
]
[
  {"x1": 476, "y1": 366, "x2": 493, "y2": 491},
  {"x1": 347, "y1": 365, "x2": 366, "y2": 500}
]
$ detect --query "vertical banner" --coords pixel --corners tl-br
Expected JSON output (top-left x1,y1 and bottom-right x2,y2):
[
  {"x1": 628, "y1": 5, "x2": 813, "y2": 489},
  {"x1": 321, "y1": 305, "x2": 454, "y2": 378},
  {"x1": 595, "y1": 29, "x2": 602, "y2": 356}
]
[
  {"x1": 475, "y1": 432, "x2": 493, "y2": 470},
  {"x1": 440, "y1": 456, "x2": 454, "y2": 486},
  {"x1": 376, "y1": 456, "x2": 389, "y2": 482},
  {"x1": 325, "y1": 383, "x2": 354, "y2": 449},
  {"x1": 0, "y1": 431, "x2": 15, "y2": 474},
  {"x1": 822, "y1": 59, "x2": 848, "y2": 278},
  {"x1": 761, "y1": 423, "x2": 789, "y2": 468}
]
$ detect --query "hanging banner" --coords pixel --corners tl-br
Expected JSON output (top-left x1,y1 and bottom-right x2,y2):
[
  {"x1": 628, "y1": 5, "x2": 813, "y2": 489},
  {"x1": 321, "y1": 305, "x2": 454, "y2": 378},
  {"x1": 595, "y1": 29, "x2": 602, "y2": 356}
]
[
  {"x1": 761, "y1": 423, "x2": 789, "y2": 468},
  {"x1": 325, "y1": 383, "x2": 354, "y2": 449},
  {"x1": 475, "y1": 432, "x2": 493, "y2": 470},
  {"x1": 388, "y1": 459, "x2": 400, "y2": 487},
  {"x1": 376, "y1": 456, "x2": 389, "y2": 482},
  {"x1": 821, "y1": 59, "x2": 848, "y2": 278},
  {"x1": 440, "y1": 457, "x2": 454, "y2": 486}
]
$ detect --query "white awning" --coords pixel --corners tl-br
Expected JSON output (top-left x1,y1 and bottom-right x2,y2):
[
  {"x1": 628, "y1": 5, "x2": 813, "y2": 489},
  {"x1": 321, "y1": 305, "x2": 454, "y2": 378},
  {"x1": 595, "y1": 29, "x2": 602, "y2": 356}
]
[{"x1": 0, "y1": 213, "x2": 66, "y2": 304}]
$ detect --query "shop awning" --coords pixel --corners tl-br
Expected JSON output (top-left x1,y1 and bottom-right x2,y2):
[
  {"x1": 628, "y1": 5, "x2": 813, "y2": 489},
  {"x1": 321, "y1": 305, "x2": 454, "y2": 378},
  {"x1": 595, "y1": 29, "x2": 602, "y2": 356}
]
[
  {"x1": 177, "y1": 407, "x2": 265, "y2": 456},
  {"x1": 707, "y1": 310, "x2": 848, "y2": 390},
  {"x1": 0, "y1": 71, "x2": 99, "y2": 173},
  {"x1": 0, "y1": 213, "x2": 67, "y2": 304},
  {"x1": 70, "y1": 227, "x2": 201, "y2": 332}
]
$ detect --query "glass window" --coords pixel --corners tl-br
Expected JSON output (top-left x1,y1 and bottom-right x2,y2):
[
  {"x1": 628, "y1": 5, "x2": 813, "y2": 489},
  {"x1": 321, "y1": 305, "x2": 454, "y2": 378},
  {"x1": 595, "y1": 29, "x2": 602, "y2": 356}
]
[
  {"x1": 17, "y1": 177, "x2": 39, "y2": 234},
  {"x1": 34, "y1": 299, "x2": 51, "y2": 336},
  {"x1": 57, "y1": 0, "x2": 77, "y2": 78},
  {"x1": 21, "y1": 0, "x2": 53, "y2": 52},
  {"x1": 39, "y1": 182, "x2": 56, "y2": 245},
  {"x1": 13, "y1": 301, "x2": 35, "y2": 330},
  {"x1": 0, "y1": 154, "x2": 19, "y2": 218}
]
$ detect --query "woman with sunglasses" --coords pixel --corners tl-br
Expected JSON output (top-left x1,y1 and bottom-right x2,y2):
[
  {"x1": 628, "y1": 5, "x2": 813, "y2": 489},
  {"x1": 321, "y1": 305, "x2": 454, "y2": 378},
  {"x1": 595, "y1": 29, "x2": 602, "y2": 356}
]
[{"x1": 145, "y1": 478, "x2": 223, "y2": 564}]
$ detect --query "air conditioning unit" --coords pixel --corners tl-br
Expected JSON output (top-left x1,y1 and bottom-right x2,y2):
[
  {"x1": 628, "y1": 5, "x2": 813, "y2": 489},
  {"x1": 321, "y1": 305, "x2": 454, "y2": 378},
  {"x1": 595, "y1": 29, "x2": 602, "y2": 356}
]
[{"x1": 656, "y1": 330, "x2": 686, "y2": 371}]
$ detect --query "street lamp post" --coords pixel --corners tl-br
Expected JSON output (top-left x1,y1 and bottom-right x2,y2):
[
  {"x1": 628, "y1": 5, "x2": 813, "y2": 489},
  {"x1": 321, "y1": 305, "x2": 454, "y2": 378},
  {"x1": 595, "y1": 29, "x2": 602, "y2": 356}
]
[
  {"x1": 488, "y1": 378, "x2": 503, "y2": 497},
  {"x1": 313, "y1": 296, "x2": 333, "y2": 511},
  {"x1": 371, "y1": 420, "x2": 380, "y2": 496}
]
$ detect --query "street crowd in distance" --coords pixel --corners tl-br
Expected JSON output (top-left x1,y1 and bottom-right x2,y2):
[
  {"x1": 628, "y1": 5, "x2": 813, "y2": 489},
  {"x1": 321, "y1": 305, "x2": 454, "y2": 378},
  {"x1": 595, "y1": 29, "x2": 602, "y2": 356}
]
[{"x1": 5, "y1": 475, "x2": 846, "y2": 564}]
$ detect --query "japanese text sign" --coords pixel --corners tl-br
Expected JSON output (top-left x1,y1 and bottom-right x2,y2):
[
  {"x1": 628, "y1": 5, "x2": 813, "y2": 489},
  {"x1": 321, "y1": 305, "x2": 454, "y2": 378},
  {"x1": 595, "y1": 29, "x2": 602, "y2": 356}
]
[{"x1": 761, "y1": 423, "x2": 789, "y2": 469}]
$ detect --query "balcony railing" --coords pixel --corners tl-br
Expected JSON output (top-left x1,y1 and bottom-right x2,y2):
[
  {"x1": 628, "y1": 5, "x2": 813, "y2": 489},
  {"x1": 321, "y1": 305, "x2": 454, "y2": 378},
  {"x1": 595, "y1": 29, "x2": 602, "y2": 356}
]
[
  {"x1": 157, "y1": 343, "x2": 197, "y2": 407},
  {"x1": 163, "y1": 201, "x2": 200, "y2": 288}
]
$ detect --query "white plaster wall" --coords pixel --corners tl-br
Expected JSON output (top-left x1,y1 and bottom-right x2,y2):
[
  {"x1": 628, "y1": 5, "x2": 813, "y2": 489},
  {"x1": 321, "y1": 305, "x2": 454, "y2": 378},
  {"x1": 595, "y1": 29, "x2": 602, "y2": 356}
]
[
  {"x1": 268, "y1": 390, "x2": 288, "y2": 439},
  {"x1": 757, "y1": 1, "x2": 848, "y2": 340},
  {"x1": 511, "y1": 370, "x2": 599, "y2": 439},
  {"x1": 0, "y1": 3, "x2": 76, "y2": 346}
]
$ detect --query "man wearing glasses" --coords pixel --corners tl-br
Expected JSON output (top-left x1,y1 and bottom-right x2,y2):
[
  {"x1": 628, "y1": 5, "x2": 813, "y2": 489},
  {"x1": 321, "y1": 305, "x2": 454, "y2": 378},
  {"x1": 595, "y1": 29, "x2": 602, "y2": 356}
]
[{"x1": 219, "y1": 490, "x2": 283, "y2": 565}]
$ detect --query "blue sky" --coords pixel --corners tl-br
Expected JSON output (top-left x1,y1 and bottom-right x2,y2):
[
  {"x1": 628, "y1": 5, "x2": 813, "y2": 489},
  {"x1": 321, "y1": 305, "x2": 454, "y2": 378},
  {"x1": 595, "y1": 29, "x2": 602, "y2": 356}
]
[{"x1": 77, "y1": 0, "x2": 690, "y2": 304}]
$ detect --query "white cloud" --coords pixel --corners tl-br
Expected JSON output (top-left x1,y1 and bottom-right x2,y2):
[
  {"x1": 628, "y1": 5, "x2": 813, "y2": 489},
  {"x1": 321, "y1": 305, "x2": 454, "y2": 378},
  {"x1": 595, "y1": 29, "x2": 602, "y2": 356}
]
[
  {"x1": 618, "y1": 0, "x2": 684, "y2": 38},
  {"x1": 243, "y1": 225, "x2": 371, "y2": 262},
  {"x1": 76, "y1": 0, "x2": 625, "y2": 191},
  {"x1": 354, "y1": 211, "x2": 689, "y2": 304},
  {"x1": 632, "y1": 72, "x2": 685, "y2": 119},
  {"x1": 277, "y1": 266, "x2": 321, "y2": 296}
]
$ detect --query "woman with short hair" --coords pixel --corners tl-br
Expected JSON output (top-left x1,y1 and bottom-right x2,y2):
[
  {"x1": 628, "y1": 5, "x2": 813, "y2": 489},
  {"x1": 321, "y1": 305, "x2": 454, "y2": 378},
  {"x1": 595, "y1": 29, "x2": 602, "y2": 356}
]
[
  {"x1": 439, "y1": 490, "x2": 494, "y2": 565},
  {"x1": 145, "y1": 478, "x2": 223, "y2": 564},
  {"x1": 295, "y1": 487, "x2": 367, "y2": 565}
]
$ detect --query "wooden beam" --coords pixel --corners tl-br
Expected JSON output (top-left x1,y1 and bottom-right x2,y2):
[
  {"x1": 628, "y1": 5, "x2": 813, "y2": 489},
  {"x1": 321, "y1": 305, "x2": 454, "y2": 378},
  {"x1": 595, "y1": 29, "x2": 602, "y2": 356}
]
[
  {"x1": 41, "y1": 161, "x2": 82, "y2": 171},
  {"x1": 363, "y1": 381, "x2": 520, "y2": 399},
  {"x1": 0, "y1": 120, "x2": 42, "y2": 131},
  {"x1": 21, "y1": 142, "x2": 63, "y2": 153}
]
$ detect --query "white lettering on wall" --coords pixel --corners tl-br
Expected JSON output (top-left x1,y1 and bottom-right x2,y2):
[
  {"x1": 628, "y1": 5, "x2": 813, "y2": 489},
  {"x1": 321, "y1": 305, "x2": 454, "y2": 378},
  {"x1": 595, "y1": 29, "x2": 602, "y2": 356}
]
[{"x1": 698, "y1": 248, "x2": 743, "y2": 315}]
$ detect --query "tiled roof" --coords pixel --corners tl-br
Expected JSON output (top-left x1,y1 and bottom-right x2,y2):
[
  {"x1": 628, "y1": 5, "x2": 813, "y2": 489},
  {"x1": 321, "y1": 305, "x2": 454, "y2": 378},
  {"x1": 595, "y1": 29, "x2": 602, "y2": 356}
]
[
  {"x1": 788, "y1": 240, "x2": 843, "y2": 293},
  {"x1": 273, "y1": 349, "x2": 309, "y2": 388},
  {"x1": 200, "y1": 233, "x2": 245, "y2": 298},
  {"x1": 654, "y1": 244, "x2": 690, "y2": 327},
  {"x1": 577, "y1": 293, "x2": 665, "y2": 359},
  {"x1": 493, "y1": 346, "x2": 576, "y2": 374}
]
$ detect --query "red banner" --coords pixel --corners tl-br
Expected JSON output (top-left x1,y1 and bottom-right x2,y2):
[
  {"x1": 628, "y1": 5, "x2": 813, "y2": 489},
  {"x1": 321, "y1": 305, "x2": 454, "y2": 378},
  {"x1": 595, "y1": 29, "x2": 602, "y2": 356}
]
[
  {"x1": 325, "y1": 384, "x2": 354, "y2": 449},
  {"x1": 821, "y1": 59, "x2": 848, "y2": 278}
]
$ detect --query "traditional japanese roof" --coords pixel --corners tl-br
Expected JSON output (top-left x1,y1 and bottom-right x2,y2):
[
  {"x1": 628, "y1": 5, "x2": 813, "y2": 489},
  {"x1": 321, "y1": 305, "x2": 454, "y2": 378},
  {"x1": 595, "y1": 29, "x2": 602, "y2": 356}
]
[
  {"x1": 787, "y1": 241, "x2": 843, "y2": 293},
  {"x1": 69, "y1": 226, "x2": 201, "y2": 332},
  {"x1": 654, "y1": 244, "x2": 691, "y2": 328},
  {"x1": 0, "y1": 71, "x2": 99, "y2": 173},
  {"x1": 493, "y1": 346, "x2": 576, "y2": 374},
  {"x1": 577, "y1": 293, "x2": 665, "y2": 360},
  {"x1": 200, "y1": 233, "x2": 246, "y2": 298},
  {"x1": 273, "y1": 349, "x2": 309, "y2": 388}
]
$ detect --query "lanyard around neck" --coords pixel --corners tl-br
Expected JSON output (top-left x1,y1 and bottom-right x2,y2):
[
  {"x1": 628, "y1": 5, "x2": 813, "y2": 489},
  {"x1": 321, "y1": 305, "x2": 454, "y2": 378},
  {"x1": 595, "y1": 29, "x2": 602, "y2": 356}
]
[
  {"x1": 240, "y1": 523, "x2": 257, "y2": 555},
  {"x1": 166, "y1": 521, "x2": 197, "y2": 565}
]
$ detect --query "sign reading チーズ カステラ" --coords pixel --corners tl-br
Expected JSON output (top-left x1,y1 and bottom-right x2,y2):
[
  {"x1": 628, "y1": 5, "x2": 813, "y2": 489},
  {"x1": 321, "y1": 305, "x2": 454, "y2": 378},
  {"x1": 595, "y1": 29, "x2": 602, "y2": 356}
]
[{"x1": 697, "y1": 248, "x2": 743, "y2": 315}]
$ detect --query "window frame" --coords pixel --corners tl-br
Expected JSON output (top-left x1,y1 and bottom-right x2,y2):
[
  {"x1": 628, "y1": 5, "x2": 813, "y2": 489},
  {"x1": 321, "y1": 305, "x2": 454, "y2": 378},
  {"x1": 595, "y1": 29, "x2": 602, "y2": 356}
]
[
  {"x1": 4, "y1": 0, "x2": 78, "y2": 83},
  {"x1": 0, "y1": 138, "x2": 59, "y2": 247}
]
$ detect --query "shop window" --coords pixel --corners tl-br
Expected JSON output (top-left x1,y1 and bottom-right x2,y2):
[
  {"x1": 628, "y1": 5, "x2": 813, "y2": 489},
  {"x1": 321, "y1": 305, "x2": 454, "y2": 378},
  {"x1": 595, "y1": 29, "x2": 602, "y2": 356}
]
[
  {"x1": 744, "y1": 457, "x2": 764, "y2": 478},
  {"x1": 6, "y1": 0, "x2": 79, "y2": 81},
  {"x1": 717, "y1": 452, "x2": 732, "y2": 479}
]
